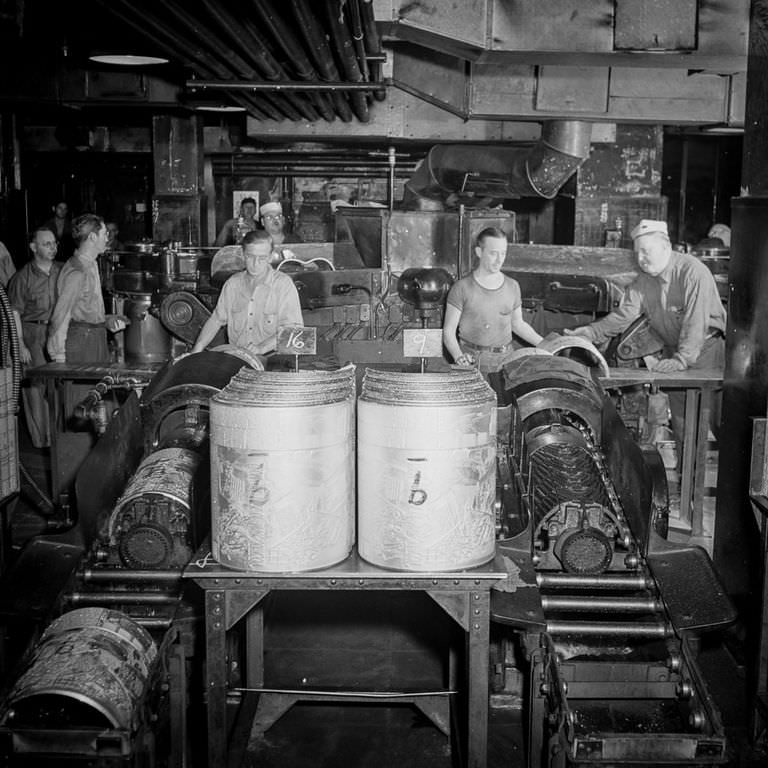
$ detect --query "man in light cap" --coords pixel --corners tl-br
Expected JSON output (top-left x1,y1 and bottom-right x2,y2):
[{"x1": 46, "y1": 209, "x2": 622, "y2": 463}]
[
  {"x1": 565, "y1": 218, "x2": 726, "y2": 453},
  {"x1": 259, "y1": 201, "x2": 302, "y2": 257}
]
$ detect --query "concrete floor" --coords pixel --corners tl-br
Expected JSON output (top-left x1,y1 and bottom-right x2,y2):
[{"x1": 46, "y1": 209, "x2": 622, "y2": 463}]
[{"x1": 4, "y1": 412, "x2": 768, "y2": 768}]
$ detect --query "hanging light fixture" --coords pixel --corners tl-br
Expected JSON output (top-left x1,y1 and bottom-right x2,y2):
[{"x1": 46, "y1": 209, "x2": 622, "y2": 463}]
[
  {"x1": 193, "y1": 105, "x2": 247, "y2": 112},
  {"x1": 88, "y1": 53, "x2": 169, "y2": 66}
]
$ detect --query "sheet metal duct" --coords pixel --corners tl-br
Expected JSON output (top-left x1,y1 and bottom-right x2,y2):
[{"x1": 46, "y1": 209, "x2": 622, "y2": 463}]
[{"x1": 402, "y1": 120, "x2": 592, "y2": 208}]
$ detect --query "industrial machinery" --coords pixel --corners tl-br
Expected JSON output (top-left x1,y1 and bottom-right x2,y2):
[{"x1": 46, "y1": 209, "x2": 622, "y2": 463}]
[
  {"x1": 0, "y1": 131, "x2": 732, "y2": 767},
  {"x1": 0, "y1": 349, "x2": 254, "y2": 766},
  {"x1": 492, "y1": 352, "x2": 735, "y2": 767}
]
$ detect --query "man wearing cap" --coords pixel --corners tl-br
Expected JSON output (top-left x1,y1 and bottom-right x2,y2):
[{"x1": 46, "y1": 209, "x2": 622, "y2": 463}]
[
  {"x1": 565, "y1": 218, "x2": 725, "y2": 372},
  {"x1": 190, "y1": 230, "x2": 303, "y2": 357},
  {"x1": 259, "y1": 201, "x2": 302, "y2": 262},
  {"x1": 214, "y1": 197, "x2": 259, "y2": 247},
  {"x1": 565, "y1": 218, "x2": 726, "y2": 450}
]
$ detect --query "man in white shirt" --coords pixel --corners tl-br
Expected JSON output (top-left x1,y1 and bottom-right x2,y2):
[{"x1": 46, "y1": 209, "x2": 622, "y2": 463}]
[{"x1": 191, "y1": 230, "x2": 303, "y2": 357}]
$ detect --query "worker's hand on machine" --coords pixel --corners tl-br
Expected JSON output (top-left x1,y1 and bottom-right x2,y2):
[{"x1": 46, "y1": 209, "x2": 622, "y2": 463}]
[
  {"x1": 105, "y1": 314, "x2": 131, "y2": 333},
  {"x1": 454, "y1": 352, "x2": 475, "y2": 367},
  {"x1": 652, "y1": 356, "x2": 686, "y2": 373},
  {"x1": 562, "y1": 326, "x2": 594, "y2": 340}
]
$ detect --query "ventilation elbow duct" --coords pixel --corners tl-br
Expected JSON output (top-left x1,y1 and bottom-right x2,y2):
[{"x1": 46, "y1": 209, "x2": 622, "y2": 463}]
[{"x1": 402, "y1": 120, "x2": 593, "y2": 209}]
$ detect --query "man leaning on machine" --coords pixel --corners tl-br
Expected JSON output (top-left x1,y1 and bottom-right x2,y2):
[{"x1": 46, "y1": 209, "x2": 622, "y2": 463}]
[{"x1": 565, "y1": 218, "x2": 726, "y2": 455}]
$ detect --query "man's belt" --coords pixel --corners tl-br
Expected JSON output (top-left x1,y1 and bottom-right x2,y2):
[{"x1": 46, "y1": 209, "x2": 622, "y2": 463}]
[
  {"x1": 70, "y1": 321, "x2": 106, "y2": 328},
  {"x1": 22, "y1": 319, "x2": 48, "y2": 325},
  {"x1": 461, "y1": 339, "x2": 512, "y2": 354}
]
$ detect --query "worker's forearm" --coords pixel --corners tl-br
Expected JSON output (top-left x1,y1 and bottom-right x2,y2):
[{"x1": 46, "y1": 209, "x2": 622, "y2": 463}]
[
  {"x1": 191, "y1": 316, "x2": 223, "y2": 352},
  {"x1": 442, "y1": 328, "x2": 462, "y2": 361},
  {"x1": 46, "y1": 318, "x2": 70, "y2": 361},
  {"x1": 514, "y1": 321, "x2": 543, "y2": 346}
]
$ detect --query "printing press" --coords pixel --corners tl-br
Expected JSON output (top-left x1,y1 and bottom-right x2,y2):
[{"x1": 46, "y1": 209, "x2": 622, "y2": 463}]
[{"x1": 0, "y1": 132, "x2": 736, "y2": 768}]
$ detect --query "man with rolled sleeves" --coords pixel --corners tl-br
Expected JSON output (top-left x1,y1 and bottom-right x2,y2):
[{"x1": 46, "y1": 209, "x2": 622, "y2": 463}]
[
  {"x1": 565, "y1": 218, "x2": 726, "y2": 453},
  {"x1": 7, "y1": 226, "x2": 60, "y2": 447},
  {"x1": 190, "y1": 230, "x2": 303, "y2": 357}
]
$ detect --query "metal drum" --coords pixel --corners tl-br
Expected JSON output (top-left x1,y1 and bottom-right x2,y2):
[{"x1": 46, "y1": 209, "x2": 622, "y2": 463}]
[
  {"x1": 357, "y1": 369, "x2": 497, "y2": 571},
  {"x1": 107, "y1": 447, "x2": 201, "y2": 569},
  {"x1": 210, "y1": 364, "x2": 356, "y2": 572},
  {"x1": 123, "y1": 293, "x2": 172, "y2": 363},
  {"x1": 2, "y1": 608, "x2": 157, "y2": 731}
]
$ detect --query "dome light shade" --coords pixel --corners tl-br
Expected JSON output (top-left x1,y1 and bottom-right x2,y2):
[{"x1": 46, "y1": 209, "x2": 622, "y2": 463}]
[
  {"x1": 89, "y1": 54, "x2": 169, "y2": 66},
  {"x1": 194, "y1": 105, "x2": 247, "y2": 112}
]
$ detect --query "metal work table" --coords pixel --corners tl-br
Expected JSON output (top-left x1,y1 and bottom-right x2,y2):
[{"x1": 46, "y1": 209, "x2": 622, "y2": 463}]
[
  {"x1": 184, "y1": 546, "x2": 507, "y2": 768},
  {"x1": 598, "y1": 367, "x2": 723, "y2": 537}
]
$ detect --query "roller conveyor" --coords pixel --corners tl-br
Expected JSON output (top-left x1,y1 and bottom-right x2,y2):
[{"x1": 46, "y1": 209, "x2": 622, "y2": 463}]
[{"x1": 492, "y1": 355, "x2": 734, "y2": 767}]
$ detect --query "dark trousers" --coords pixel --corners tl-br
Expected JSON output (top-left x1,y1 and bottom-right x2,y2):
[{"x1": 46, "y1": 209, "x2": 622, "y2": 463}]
[
  {"x1": 66, "y1": 323, "x2": 109, "y2": 363},
  {"x1": 667, "y1": 336, "x2": 725, "y2": 467},
  {"x1": 21, "y1": 322, "x2": 51, "y2": 448}
]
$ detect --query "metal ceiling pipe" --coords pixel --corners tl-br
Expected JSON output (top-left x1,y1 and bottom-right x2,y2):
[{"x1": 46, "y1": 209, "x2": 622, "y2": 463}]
[
  {"x1": 186, "y1": 80, "x2": 382, "y2": 91},
  {"x1": 164, "y1": 0, "x2": 305, "y2": 121},
  {"x1": 247, "y1": 0, "x2": 337, "y2": 122},
  {"x1": 197, "y1": 0, "x2": 324, "y2": 122},
  {"x1": 106, "y1": 0, "x2": 278, "y2": 120},
  {"x1": 290, "y1": 0, "x2": 356, "y2": 122},
  {"x1": 348, "y1": 0, "x2": 369, "y2": 83},
  {"x1": 102, "y1": 0, "x2": 274, "y2": 120},
  {"x1": 402, "y1": 120, "x2": 593, "y2": 207},
  {"x1": 323, "y1": 0, "x2": 370, "y2": 122},
  {"x1": 161, "y1": 0, "x2": 308, "y2": 121},
  {"x1": 360, "y1": 0, "x2": 387, "y2": 101}
]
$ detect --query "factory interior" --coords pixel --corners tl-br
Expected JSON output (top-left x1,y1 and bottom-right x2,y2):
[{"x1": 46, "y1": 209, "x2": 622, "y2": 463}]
[{"x1": 2, "y1": 1, "x2": 768, "y2": 766}]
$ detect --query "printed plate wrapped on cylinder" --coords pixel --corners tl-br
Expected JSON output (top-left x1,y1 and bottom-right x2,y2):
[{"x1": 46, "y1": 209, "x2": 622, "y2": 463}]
[
  {"x1": 106, "y1": 446, "x2": 201, "y2": 569},
  {"x1": 210, "y1": 365, "x2": 356, "y2": 572},
  {"x1": 1, "y1": 608, "x2": 157, "y2": 731},
  {"x1": 357, "y1": 368, "x2": 497, "y2": 571}
]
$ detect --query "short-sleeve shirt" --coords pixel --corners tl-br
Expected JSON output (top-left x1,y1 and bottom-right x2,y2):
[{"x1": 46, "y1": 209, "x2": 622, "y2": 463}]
[
  {"x1": 446, "y1": 274, "x2": 522, "y2": 348},
  {"x1": 213, "y1": 268, "x2": 303, "y2": 351}
]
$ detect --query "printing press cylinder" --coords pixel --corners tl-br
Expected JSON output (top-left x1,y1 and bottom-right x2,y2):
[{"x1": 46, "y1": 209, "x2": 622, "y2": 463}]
[
  {"x1": 104, "y1": 447, "x2": 202, "y2": 569},
  {"x1": 503, "y1": 356, "x2": 631, "y2": 575},
  {"x1": 210, "y1": 365, "x2": 357, "y2": 572},
  {"x1": 357, "y1": 368, "x2": 497, "y2": 571},
  {"x1": 0, "y1": 608, "x2": 157, "y2": 732}
]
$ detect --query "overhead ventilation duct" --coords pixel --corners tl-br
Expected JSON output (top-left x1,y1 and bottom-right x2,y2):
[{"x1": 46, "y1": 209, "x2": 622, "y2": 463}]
[{"x1": 402, "y1": 120, "x2": 593, "y2": 209}]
